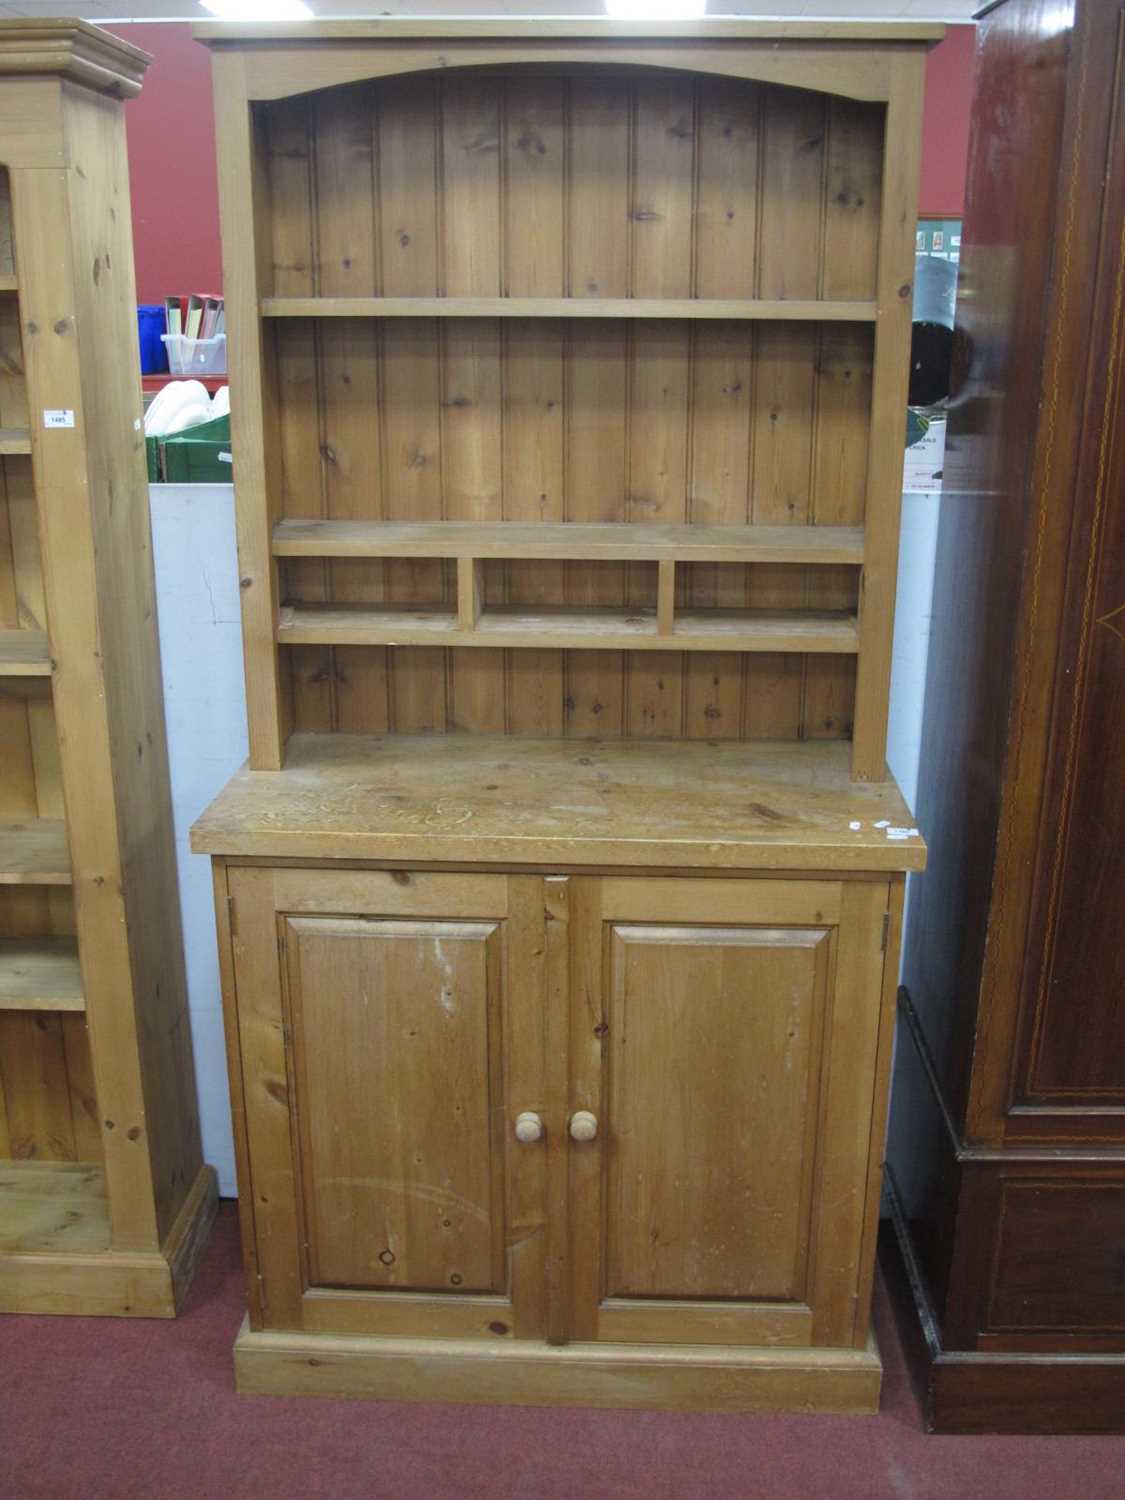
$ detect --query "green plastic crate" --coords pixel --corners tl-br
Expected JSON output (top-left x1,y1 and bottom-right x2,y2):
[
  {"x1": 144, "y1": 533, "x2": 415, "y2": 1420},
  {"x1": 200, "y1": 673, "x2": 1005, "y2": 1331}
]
[{"x1": 157, "y1": 413, "x2": 232, "y2": 483}]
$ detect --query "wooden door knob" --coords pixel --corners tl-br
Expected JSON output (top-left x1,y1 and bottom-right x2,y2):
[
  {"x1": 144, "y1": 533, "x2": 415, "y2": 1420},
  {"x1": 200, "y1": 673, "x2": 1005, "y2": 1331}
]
[
  {"x1": 569, "y1": 1110, "x2": 598, "y2": 1142},
  {"x1": 514, "y1": 1111, "x2": 544, "y2": 1144}
]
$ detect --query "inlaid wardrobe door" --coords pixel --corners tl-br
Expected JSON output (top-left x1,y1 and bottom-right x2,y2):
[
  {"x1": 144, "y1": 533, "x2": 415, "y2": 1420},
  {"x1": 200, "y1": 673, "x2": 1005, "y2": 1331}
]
[
  {"x1": 226, "y1": 867, "x2": 550, "y2": 1341},
  {"x1": 566, "y1": 877, "x2": 892, "y2": 1349}
]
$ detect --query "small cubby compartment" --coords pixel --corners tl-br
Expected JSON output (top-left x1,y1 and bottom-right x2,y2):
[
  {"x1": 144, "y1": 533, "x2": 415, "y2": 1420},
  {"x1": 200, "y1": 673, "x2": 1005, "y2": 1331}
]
[{"x1": 0, "y1": 989, "x2": 98, "y2": 1173}]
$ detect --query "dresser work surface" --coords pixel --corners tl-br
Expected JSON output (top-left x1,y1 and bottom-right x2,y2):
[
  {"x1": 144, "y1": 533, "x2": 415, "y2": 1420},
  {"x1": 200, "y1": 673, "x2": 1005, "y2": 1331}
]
[{"x1": 191, "y1": 734, "x2": 924, "y2": 872}]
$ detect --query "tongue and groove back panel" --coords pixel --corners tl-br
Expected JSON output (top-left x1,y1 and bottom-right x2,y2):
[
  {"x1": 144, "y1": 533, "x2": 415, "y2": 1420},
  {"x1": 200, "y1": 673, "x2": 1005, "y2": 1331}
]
[{"x1": 262, "y1": 72, "x2": 883, "y2": 741}]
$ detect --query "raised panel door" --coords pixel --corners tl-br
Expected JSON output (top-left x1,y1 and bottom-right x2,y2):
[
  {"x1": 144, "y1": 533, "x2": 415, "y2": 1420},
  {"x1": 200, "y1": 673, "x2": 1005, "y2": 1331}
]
[
  {"x1": 605, "y1": 923, "x2": 830, "y2": 1304},
  {"x1": 227, "y1": 867, "x2": 551, "y2": 1341},
  {"x1": 284, "y1": 915, "x2": 504, "y2": 1293},
  {"x1": 567, "y1": 876, "x2": 893, "y2": 1348}
]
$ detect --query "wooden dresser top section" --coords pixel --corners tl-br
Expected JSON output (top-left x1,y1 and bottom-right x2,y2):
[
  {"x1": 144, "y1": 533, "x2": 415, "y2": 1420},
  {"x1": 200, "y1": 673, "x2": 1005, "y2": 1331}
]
[{"x1": 191, "y1": 734, "x2": 926, "y2": 872}]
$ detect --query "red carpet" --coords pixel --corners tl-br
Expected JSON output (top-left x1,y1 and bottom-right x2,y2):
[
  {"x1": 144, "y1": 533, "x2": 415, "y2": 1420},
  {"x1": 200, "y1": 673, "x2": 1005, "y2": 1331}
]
[{"x1": 2, "y1": 1203, "x2": 1122, "y2": 1500}]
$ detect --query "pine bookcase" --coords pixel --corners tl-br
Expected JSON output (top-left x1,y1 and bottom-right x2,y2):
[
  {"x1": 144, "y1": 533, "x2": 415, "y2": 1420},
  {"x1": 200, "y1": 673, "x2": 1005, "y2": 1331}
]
[
  {"x1": 192, "y1": 18, "x2": 937, "y2": 1408},
  {"x1": 0, "y1": 20, "x2": 216, "y2": 1317}
]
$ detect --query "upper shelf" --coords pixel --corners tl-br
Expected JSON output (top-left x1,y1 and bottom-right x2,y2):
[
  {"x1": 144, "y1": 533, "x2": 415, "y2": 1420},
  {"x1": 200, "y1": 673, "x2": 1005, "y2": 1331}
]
[
  {"x1": 272, "y1": 521, "x2": 866, "y2": 566},
  {"x1": 260, "y1": 297, "x2": 879, "y2": 323},
  {"x1": 0, "y1": 429, "x2": 31, "y2": 455}
]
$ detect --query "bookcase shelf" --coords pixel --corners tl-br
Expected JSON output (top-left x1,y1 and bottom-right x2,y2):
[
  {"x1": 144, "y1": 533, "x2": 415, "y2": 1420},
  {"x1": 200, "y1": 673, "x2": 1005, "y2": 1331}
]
[
  {"x1": 0, "y1": 628, "x2": 50, "y2": 675},
  {"x1": 278, "y1": 603, "x2": 860, "y2": 655},
  {"x1": 0, "y1": 274, "x2": 17, "y2": 293},
  {"x1": 0, "y1": 936, "x2": 83, "y2": 1011},
  {"x1": 260, "y1": 296, "x2": 879, "y2": 322},
  {"x1": 0, "y1": 428, "x2": 31, "y2": 454},
  {"x1": 271, "y1": 520, "x2": 867, "y2": 566},
  {"x1": 0, "y1": 819, "x2": 71, "y2": 885},
  {"x1": 142, "y1": 373, "x2": 226, "y2": 395}
]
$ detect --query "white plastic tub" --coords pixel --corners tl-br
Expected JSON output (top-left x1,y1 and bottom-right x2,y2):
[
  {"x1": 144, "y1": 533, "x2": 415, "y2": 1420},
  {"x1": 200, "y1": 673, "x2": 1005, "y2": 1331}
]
[{"x1": 161, "y1": 333, "x2": 227, "y2": 377}]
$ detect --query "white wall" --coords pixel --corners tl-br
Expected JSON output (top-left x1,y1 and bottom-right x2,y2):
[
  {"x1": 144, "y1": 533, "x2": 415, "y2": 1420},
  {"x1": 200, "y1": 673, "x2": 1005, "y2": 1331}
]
[
  {"x1": 149, "y1": 480, "x2": 939, "y2": 1199},
  {"x1": 151, "y1": 484, "x2": 246, "y2": 1195}
]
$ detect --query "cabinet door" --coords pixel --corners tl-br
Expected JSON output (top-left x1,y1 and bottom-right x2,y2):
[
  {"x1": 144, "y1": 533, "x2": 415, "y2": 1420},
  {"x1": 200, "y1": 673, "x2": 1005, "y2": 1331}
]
[
  {"x1": 225, "y1": 867, "x2": 551, "y2": 1341},
  {"x1": 566, "y1": 877, "x2": 894, "y2": 1349}
]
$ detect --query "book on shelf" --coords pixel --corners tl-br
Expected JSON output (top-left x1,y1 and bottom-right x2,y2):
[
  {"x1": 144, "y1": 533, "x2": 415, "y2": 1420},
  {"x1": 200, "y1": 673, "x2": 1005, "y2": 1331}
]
[
  {"x1": 164, "y1": 294, "x2": 184, "y2": 336},
  {"x1": 164, "y1": 293, "x2": 224, "y2": 340}
]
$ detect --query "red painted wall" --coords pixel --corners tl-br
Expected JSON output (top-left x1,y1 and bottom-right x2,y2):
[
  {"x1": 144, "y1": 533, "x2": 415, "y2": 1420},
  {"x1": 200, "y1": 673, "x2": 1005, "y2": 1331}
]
[
  {"x1": 108, "y1": 22, "x2": 222, "y2": 305},
  {"x1": 110, "y1": 20, "x2": 975, "y2": 303},
  {"x1": 919, "y1": 24, "x2": 976, "y2": 217}
]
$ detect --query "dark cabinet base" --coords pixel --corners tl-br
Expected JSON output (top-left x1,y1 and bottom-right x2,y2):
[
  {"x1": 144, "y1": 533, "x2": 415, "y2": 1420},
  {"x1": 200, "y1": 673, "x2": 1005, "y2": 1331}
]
[{"x1": 880, "y1": 1214, "x2": 1125, "y2": 1435}]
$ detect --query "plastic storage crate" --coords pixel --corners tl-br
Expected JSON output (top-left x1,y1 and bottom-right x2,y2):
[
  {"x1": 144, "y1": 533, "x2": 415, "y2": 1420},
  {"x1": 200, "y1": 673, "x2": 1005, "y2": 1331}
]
[
  {"x1": 161, "y1": 332, "x2": 227, "y2": 377},
  {"x1": 137, "y1": 305, "x2": 169, "y2": 374},
  {"x1": 149, "y1": 412, "x2": 232, "y2": 483}
]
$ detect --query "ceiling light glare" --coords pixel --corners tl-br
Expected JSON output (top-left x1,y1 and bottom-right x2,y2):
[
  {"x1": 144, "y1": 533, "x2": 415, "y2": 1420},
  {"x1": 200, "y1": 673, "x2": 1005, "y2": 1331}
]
[
  {"x1": 200, "y1": 0, "x2": 313, "y2": 21},
  {"x1": 604, "y1": 0, "x2": 707, "y2": 17}
]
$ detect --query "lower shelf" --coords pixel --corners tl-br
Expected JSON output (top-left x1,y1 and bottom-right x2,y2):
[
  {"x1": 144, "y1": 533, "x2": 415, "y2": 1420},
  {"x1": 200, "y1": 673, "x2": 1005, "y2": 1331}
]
[
  {"x1": 233, "y1": 1317, "x2": 883, "y2": 1413},
  {"x1": 0, "y1": 1159, "x2": 109, "y2": 1254},
  {"x1": 0, "y1": 1161, "x2": 220, "y2": 1318},
  {"x1": 277, "y1": 604, "x2": 860, "y2": 655}
]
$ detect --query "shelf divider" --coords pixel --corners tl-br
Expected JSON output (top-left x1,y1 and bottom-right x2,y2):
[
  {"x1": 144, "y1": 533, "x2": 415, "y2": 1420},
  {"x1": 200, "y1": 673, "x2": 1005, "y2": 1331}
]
[
  {"x1": 457, "y1": 558, "x2": 484, "y2": 632},
  {"x1": 657, "y1": 561, "x2": 676, "y2": 637},
  {"x1": 260, "y1": 296, "x2": 878, "y2": 322}
]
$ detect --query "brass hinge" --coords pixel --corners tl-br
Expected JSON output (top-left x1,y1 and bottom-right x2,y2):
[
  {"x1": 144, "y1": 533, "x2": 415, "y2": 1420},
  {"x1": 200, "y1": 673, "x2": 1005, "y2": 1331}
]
[
  {"x1": 256, "y1": 1272, "x2": 267, "y2": 1316},
  {"x1": 226, "y1": 893, "x2": 237, "y2": 939},
  {"x1": 881, "y1": 911, "x2": 891, "y2": 952}
]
